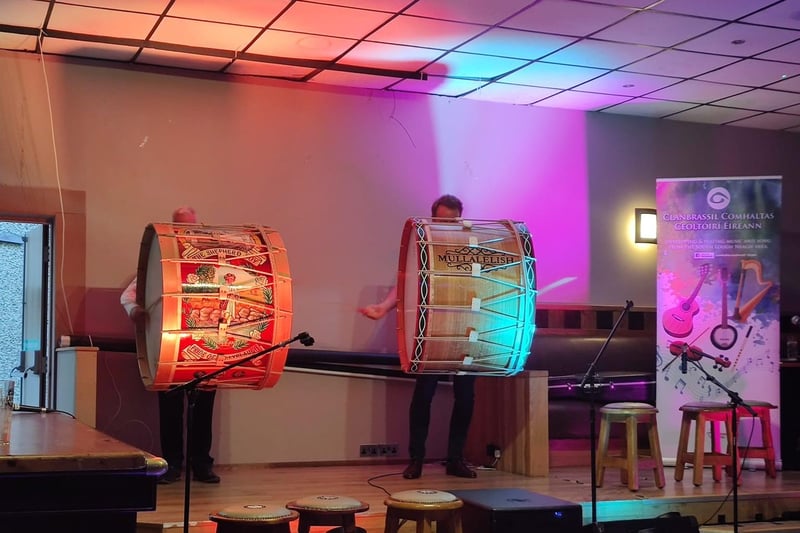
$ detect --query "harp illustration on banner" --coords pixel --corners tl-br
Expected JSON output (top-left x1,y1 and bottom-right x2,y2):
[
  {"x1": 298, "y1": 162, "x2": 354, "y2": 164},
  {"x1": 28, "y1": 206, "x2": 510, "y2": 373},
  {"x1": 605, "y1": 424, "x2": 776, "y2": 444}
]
[{"x1": 731, "y1": 259, "x2": 773, "y2": 323}]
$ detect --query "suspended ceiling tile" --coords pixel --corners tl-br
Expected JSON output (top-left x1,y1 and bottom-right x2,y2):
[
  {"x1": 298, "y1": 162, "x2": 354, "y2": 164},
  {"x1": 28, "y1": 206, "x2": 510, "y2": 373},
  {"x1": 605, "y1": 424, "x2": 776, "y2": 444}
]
[
  {"x1": 757, "y1": 40, "x2": 800, "y2": 64},
  {"x1": 781, "y1": 103, "x2": 800, "y2": 115},
  {"x1": 534, "y1": 90, "x2": 632, "y2": 111},
  {"x1": 544, "y1": 39, "x2": 659, "y2": 69},
  {"x1": 456, "y1": 28, "x2": 576, "y2": 61},
  {"x1": 225, "y1": 59, "x2": 314, "y2": 79},
  {"x1": 502, "y1": 0, "x2": 632, "y2": 36},
  {"x1": 601, "y1": 98, "x2": 697, "y2": 117},
  {"x1": 623, "y1": 49, "x2": 738, "y2": 78},
  {"x1": 366, "y1": 14, "x2": 486, "y2": 50},
  {"x1": 742, "y1": 0, "x2": 800, "y2": 30},
  {"x1": 152, "y1": 17, "x2": 261, "y2": 50},
  {"x1": 677, "y1": 23, "x2": 800, "y2": 57},
  {"x1": 649, "y1": 0, "x2": 778, "y2": 20},
  {"x1": 166, "y1": 0, "x2": 291, "y2": 27},
  {"x1": 425, "y1": 51, "x2": 528, "y2": 79},
  {"x1": 248, "y1": 30, "x2": 355, "y2": 61},
  {"x1": 308, "y1": 69, "x2": 400, "y2": 90},
  {"x1": 391, "y1": 75, "x2": 486, "y2": 97},
  {"x1": 405, "y1": 0, "x2": 536, "y2": 25},
  {"x1": 0, "y1": 32, "x2": 38, "y2": 51},
  {"x1": 42, "y1": 37, "x2": 138, "y2": 61},
  {"x1": 2, "y1": 0, "x2": 50, "y2": 27},
  {"x1": 501, "y1": 61, "x2": 607, "y2": 89},
  {"x1": 666, "y1": 105, "x2": 759, "y2": 124},
  {"x1": 339, "y1": 41, "x2": 442, "y2": 71},
  {"x1": 766, "y1": 75, "x2": 800, "y2": 92},
  {"x1": 136, "y1": 48, "x2": 232, "y2": 70},
  {"x1": 589, "y1": 0, "x2": 654, "y2": 7},
  {"x1": 461, "y1": 82, "x2": 561, "y2": 105},
  {"x1": 593, "y1": 11, "x2": 725, "y2": 47},
  {"x1": 697, "y1": 59, "x2": 800, "y2": 88},
  {"x1": 575, "y1": 71, "x2": 679, "y2": 97},
  {"x1": 48, "y1": 3, "x2": 160, "y2": 40},
  {"x1": 647, "y1": 79, "x2": 750, "y2": 103},
  {"x1": 309, "y1": 0, "x2": 413, "y2": 11},
  {"x1": 727, "y1": 112, "x2": 800, "y2": 131},
  {"x1": 271, "y1": 2, "x2": 393, "y2": 40},
  {"x1": 712, "y1": 88, "x2": 800, "y2": 112},
  {"x1": 57, "y1": 0, "x2": 170, "y2": 14}
]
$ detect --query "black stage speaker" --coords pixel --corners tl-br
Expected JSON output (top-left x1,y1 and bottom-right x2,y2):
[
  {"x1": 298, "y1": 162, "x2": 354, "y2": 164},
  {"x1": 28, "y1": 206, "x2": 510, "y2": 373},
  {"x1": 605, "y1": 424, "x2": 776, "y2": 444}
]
[
  {"x1": 449, "y1": 488, "x2": 583, "y2": 533},
  {"x1": 585, "y1": 514, "x2": 700, "y2": 533}
]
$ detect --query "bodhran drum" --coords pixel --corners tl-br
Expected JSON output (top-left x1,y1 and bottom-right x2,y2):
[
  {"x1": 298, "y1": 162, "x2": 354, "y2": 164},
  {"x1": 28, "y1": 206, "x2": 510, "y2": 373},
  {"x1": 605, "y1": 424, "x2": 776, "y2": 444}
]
[
  {"x1": 135, "y1": 223, "x2": 292, "y2": 391},
  {"x1": 398, "y1": 218, "x2": 536, "y2": 375}
]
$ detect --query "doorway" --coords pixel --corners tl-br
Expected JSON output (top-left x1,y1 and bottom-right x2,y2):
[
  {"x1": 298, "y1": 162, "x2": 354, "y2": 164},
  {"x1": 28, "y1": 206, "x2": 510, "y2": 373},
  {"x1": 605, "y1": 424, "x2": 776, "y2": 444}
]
[{"x1": 0, "y1": 220, "x2": 53, "y2": 408}]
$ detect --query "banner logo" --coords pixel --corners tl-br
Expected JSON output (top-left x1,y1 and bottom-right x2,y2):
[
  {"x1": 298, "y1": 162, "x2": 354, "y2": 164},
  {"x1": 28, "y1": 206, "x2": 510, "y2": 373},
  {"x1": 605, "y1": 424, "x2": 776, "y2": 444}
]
[{"x1": 707, "y1": 187, "x2": 731, "y2": 210}]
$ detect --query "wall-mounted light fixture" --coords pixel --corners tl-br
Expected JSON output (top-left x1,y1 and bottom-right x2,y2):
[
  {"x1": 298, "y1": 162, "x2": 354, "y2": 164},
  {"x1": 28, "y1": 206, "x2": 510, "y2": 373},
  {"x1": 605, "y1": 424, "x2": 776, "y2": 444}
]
[{"x1": 635, "y1": 208, "x2": 657, "y2": 244}]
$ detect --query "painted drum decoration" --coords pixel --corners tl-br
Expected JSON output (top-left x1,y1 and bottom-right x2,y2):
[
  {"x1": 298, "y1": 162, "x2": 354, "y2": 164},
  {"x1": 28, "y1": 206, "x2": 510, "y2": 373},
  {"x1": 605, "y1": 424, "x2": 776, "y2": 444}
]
[
  {"x1": 397, "y1": 218, "x2": 536, "y2": 375},
  {"x1": 135, "y1": 223, "x2": 292, "y2": 390}
]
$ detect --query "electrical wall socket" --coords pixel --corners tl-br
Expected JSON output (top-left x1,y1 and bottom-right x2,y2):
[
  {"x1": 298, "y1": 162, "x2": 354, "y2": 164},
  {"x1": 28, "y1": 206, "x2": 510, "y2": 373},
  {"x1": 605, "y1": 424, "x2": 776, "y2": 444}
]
[{"x1": 359, "y1": 443, "x2": 399, "y2": 457}]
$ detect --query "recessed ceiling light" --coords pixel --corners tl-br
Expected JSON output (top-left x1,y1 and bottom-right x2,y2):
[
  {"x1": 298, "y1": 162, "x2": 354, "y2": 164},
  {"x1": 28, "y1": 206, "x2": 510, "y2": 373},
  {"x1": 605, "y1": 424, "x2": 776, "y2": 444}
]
[
  {"x1": 297, "y1": 36, "x2": 332, "y2": 50},
  {"x1": 623, "y1": 84, "x2": 635, "y2": 88},
  {"x1": 731, "y1": 39, "x2": 746, "y2": 45}
]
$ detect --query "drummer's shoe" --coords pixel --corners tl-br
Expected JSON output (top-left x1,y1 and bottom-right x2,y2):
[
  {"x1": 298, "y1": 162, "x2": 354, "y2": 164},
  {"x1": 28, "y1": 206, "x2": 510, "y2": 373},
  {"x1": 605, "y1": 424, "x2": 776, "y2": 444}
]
[
  {"x1": 158, "y1": 466, "x2": 181, "y2": 485},
  {"x1": 402, "y1": 458, "x2": 424, "y2": 479},
  {"x1": 193, "y1": 466, "x2": 221, "y2": 484},
  {"x1": 445, "y1": 458, "x2": 477, "y2": 478}
]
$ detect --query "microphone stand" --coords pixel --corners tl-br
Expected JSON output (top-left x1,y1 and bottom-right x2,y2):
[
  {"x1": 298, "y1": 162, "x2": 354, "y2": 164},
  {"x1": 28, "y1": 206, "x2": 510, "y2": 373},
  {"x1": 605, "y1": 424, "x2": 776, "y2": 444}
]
[
  {"x1": 689, "y1": 359, "x2": 756, "y2": 533},
  {"x1": 166, "y1": 331, "x2": 315, "y2": 533},
  {"x1": 577, "y1": 300, "x2": 634, "y2": 531}
]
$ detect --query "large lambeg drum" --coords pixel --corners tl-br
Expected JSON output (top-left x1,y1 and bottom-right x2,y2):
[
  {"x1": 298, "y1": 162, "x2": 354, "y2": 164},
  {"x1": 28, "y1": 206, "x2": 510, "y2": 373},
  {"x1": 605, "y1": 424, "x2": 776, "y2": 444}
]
[
  {"x1": 135, "y1": 223, "x2": 292, "y2": 390},
  {"x1": 398, "y1": 218, "x2": 536, "y2": 375}
]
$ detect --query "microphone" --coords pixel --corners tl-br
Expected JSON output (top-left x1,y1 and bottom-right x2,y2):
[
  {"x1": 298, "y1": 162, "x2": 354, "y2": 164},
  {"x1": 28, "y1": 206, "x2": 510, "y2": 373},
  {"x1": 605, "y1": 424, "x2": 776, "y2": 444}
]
[
  {"x1": 298, "y1": 332, "x2": 315, "y2": 346},
  {"x1": 792, "y1": 315, "x2": 800, "y2": 327},
  {"x1": 680, "y1": 347, "x2": 688, "y2": 375}
]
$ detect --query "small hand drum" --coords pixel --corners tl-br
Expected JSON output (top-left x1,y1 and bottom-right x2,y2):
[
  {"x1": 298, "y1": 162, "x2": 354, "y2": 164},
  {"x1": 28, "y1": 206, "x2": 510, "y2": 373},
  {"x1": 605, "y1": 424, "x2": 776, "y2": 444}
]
[
  {"x1": 135, "y1": 223, "x2": 292, "y2": 390},
  {"x1": 398, "y1": 218, "x2": 536, "y2": 375}
]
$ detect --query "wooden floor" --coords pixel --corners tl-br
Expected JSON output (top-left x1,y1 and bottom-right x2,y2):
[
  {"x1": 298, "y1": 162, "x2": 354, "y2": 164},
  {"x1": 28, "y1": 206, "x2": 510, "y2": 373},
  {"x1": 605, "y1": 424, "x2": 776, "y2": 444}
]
[{"x1": 137, "y1": 462, "x2": 800, "y2": 532}]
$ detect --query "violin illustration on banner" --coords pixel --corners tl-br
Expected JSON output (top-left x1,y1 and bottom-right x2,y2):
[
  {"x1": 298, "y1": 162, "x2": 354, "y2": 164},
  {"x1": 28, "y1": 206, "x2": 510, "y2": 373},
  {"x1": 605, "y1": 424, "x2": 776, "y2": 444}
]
[
  {"x1": 662, "y1": 264, "x2": 711, "y2": 338},
  {"x1": 669, "y1": 342, "x2": 731, "y2": 371}
]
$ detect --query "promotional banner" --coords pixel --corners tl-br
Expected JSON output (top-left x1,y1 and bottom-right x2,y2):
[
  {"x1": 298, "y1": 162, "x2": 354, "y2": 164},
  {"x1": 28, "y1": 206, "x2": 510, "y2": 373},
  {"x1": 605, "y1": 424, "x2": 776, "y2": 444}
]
[{"x1": 656, "y1": 176, "x2": 782, "y2": 465}]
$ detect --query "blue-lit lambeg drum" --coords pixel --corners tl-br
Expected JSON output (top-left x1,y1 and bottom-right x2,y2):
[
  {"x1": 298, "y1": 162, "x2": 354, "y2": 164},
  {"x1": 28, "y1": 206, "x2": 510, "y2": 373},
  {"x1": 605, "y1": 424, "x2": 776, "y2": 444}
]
[
  {"x1": 135, "y1": 223, "x2": 292, "y2": 390},
  {"x1": 397, "y1": 218, "x2": 537, "y2": 375}
]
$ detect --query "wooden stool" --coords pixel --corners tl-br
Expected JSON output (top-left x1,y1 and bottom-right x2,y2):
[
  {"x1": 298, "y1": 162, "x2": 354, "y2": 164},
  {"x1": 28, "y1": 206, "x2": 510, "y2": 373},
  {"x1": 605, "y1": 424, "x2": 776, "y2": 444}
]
[
  {"x1": 675, "y1": 401, "x2": 733, "y2": 486},
  {"x1": 210, "y1": 504, "x2": 298, "y2": 532},
  {"x1": 596, "y1": 402, "x2": 665, "y2": 491},
  {"x1": 383, "y1": 489, "x2": 463, "y2": 533},
  {"x1": 737, "y1": 400, "x2": 778, "y2": 478},
  {"x1": 286, "y1": 495, "x2": 369, "y2": 533}
]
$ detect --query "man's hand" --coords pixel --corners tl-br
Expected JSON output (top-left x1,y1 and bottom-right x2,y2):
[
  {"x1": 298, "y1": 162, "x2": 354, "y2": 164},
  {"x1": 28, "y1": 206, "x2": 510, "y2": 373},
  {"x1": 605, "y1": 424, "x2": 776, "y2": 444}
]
[{"x1": 359, "y1": 304, "x2": 388, "y2": 320}]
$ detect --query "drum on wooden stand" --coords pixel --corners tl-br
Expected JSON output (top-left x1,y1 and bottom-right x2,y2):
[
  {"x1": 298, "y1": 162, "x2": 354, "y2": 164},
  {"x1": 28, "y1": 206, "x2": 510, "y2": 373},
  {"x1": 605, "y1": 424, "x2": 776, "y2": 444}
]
[
  {"x1": 397, "y1": 218, "x2": 536, "y2": 375},
  {"x1": 135, "y1": 223, "x2": 292, "y2": 391}
]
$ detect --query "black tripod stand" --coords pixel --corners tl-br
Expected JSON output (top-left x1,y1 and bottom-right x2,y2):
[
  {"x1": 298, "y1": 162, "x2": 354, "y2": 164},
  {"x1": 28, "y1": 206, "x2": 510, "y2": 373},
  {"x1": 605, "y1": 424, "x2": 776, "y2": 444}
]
[
  {"x1": 167, "y1": 331, "x2": 315, "y2": 533},
  {"x1": 689, "y1": 358, "x2": 756, "y2": 533},
  {"x1": 576, "y1": 300, "x2": 634, "y2": 531}
]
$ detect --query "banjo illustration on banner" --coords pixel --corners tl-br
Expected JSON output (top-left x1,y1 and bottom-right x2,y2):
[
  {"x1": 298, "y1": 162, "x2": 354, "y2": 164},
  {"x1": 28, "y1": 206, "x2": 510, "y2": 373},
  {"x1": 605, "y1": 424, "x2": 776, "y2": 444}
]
[{"x1": 710, "y1": 265, "x2": 738, "y2": 350}]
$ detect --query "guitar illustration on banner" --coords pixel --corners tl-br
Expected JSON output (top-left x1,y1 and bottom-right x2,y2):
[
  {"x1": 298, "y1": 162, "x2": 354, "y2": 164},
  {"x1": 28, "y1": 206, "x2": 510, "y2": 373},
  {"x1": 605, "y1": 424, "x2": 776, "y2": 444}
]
[
  {"x1": 710, "y1": 266, "x2": 738, "y2": 350},
  {"x1": 662, "y1": 264, "x2": 711, "y2": 338}
]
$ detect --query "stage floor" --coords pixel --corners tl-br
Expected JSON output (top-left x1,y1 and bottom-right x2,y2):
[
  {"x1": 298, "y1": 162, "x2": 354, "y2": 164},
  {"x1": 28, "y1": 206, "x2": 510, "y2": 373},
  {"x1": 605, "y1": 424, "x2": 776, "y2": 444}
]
[{"x1": 137, "y1": 462, "x2": 800, "y2": 532}]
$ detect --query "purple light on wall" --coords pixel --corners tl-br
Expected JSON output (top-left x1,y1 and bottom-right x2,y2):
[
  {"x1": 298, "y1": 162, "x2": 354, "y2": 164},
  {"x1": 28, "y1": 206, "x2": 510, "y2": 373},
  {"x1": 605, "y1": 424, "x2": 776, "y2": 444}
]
[{"x1": 429, "y1": 102, "x2": 591, "y2": 303}]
